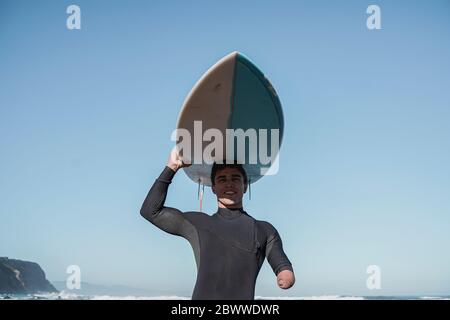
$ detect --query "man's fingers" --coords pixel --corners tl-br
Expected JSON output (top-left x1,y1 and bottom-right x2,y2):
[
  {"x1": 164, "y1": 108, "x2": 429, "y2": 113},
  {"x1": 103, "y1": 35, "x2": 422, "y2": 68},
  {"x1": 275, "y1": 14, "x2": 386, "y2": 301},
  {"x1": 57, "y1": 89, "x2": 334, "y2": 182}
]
[{"x1": 178, "y1": 159, "x2": 191, "y2": 168}]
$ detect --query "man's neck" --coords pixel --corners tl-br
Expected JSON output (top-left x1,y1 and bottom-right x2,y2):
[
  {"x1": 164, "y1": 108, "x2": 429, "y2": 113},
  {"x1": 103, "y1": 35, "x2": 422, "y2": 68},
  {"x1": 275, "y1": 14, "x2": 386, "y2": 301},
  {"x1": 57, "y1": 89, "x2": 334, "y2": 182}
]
[{"x1": 218, "y1": 202, "x2": 243, "y2": 209}]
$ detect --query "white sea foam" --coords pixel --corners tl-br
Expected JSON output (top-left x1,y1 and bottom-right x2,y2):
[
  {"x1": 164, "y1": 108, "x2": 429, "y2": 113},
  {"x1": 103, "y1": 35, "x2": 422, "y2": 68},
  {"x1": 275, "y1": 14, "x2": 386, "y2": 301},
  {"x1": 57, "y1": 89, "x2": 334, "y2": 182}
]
[
  {"x1": 2, "y1": 293, "x2": 449, "y2": 300},
  {"x1": 419, "y1": 296, "x2": 450, "y2": 300},
  {"x1": 255, "y1": 295, "x2": 365, "y2": 300},
  {"x1": 90, "y1": 295, "x2": 190, "y2": 300}
]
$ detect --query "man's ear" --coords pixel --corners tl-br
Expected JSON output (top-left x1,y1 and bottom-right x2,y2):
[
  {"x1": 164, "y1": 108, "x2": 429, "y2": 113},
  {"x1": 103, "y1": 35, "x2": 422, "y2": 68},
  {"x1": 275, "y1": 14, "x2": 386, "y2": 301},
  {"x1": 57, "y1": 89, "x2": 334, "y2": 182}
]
[
  {"x1": 211, "y1": 185, "x2": 216, "y2": 195},
  {"x1": 243, "y1": 183, "x2": 248, "y2": 194}
]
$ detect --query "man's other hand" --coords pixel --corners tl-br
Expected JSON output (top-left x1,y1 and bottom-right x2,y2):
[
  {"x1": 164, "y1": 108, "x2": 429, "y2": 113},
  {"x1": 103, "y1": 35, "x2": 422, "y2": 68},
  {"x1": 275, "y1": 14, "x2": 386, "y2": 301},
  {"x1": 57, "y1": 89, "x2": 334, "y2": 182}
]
[{"x1": 277, "y1": 269, "x2": 295, "y2": 289}]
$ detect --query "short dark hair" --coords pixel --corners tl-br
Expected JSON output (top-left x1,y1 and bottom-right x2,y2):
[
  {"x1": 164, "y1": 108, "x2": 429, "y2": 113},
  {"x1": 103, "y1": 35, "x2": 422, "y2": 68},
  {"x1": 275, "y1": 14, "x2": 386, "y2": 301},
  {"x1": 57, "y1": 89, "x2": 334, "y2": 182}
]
[{"x1": 210, "y1": 161, "x2": 248, "y2": 186}]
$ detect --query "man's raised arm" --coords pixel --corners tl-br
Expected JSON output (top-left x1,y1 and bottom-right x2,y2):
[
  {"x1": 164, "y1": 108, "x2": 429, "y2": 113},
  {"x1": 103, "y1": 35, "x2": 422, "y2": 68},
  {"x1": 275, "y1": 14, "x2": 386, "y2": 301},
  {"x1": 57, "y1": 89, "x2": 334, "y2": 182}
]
[{"x1": 139, "y1": 148, "x2": 191, "y2": 236}]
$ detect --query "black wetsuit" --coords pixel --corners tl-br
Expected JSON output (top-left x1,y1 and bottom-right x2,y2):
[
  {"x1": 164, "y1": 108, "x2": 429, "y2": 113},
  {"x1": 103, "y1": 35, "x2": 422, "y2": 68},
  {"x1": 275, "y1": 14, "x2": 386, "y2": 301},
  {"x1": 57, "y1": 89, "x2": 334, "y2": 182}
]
[{"x1": 140, "y1": 166, "x2": 293, "y2": 300}]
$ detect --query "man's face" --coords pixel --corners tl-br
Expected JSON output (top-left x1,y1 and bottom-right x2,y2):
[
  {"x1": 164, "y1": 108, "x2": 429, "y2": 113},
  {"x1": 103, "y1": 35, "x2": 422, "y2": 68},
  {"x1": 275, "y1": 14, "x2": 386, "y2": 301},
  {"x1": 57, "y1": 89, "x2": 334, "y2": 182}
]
[{"x1": 212, "y1": 167, "x2": 247, "y2": 208}]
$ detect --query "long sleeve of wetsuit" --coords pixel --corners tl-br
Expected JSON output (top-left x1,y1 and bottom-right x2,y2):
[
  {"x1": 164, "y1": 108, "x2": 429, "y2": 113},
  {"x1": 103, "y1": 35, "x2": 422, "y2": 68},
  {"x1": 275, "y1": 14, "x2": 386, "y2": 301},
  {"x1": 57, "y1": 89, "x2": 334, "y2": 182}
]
[
  {"x1": 140, "y1": 166, "x2": 192, "y2": 238},
  {"x1": 266, "y1": 230, "x2": 294, "y2": 276}
]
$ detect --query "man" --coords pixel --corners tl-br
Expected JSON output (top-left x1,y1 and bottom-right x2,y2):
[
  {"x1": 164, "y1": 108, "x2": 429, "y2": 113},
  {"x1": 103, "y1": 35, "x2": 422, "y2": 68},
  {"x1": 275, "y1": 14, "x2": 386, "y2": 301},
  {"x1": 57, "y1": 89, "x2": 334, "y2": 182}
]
[{"x1": 140, "y1": 148, "x2": 295, "y2": 300}]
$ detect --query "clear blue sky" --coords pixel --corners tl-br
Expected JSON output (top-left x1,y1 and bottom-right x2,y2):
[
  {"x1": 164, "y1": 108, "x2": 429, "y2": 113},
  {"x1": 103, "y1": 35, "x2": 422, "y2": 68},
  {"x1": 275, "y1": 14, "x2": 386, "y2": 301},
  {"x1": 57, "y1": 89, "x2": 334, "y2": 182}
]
[{"x1": 1, "y1": 0, "x2": 449, "y2": 297}]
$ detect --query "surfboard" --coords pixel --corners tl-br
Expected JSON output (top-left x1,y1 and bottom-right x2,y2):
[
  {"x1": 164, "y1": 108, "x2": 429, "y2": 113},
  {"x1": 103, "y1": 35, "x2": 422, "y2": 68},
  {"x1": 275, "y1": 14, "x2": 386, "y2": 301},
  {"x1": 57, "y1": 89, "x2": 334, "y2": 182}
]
[{"x1": 175, "y1": 51, "x2": 284, "y2": 187}]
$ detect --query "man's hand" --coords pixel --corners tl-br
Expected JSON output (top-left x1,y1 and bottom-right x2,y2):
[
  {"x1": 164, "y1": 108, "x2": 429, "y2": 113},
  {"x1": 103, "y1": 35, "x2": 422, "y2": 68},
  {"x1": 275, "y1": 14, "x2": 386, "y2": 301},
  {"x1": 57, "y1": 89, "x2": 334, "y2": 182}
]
[
  {"x1": 167, "y1": 147, "x2": 191, "y2": 172},
  {"x1": 277, "y1": 270, "x2": 295, "y2": 289}
]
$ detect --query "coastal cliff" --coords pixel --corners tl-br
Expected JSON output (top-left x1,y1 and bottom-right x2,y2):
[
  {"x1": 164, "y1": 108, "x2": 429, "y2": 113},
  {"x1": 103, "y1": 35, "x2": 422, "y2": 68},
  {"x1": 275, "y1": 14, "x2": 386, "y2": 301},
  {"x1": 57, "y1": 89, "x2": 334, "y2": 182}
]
[{"x1": 0, "y1": 257, "x2": 57, "y2": 294}]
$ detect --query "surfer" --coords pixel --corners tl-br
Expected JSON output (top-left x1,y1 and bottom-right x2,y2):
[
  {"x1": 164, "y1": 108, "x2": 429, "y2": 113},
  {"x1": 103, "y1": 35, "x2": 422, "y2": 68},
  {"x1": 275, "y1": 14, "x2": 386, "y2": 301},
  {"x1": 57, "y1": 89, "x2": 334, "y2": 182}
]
[{"x1": 140, "y1": 148, "x2": 295, "y2": 300}]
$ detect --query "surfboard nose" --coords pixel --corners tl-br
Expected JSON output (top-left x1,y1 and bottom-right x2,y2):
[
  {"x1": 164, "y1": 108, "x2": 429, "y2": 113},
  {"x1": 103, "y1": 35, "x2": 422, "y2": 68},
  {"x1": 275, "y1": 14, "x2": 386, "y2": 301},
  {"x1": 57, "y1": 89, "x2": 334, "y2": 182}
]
[{"x1": 227, "y1": 51, "x2": 240, "y2": 57}]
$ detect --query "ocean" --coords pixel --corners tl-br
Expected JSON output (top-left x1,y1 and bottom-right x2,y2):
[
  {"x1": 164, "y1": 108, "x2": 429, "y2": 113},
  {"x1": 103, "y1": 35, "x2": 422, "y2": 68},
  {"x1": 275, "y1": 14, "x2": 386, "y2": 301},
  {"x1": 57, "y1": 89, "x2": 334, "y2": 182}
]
[{"x1": 1, "y1": 293, "x2": 449, "y2": 300}]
